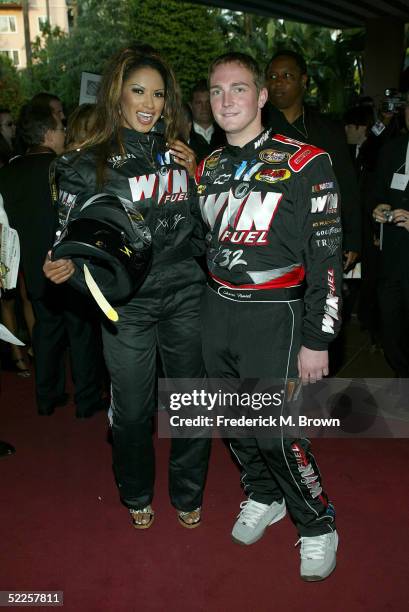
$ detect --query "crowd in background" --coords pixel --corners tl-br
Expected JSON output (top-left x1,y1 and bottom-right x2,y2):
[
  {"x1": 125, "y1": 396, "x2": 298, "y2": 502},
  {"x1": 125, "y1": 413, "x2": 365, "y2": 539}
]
[{"x1": 1, "y1": 49, "x2": 409, "y2": 404}]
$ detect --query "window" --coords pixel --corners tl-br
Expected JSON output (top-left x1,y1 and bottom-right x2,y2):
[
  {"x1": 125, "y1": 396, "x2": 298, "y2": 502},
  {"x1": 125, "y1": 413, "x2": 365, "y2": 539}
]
[
  {"x1": 0, "y1": 50, "x2": 20, "y2": 66},
  {"x1": 0, "y1": 16, "x2": 17, "y2": 33},
  {"x1": 38, "y1": 16, "x2": 49, "y2": 32}
]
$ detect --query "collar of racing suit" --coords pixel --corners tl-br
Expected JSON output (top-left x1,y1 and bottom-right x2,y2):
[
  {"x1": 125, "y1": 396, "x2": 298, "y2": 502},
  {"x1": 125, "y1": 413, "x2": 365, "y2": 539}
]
[{"x1": 223, "y1": 127, "x2": 273, "y2": 158}]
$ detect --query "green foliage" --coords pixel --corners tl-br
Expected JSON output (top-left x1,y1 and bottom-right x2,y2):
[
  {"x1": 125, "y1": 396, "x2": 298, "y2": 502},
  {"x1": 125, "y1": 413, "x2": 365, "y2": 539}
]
[
  {"x1": 17, "y1": 0, "x2": 377, "y2": 116},
  {"x1": 0, "y1": 56, "x2": 25, "y2": 115},
  {"x1": 20, "y1": 0, "x2": 132, "y2": 111},
  {"x1": 127, "y1": 0, "x2": 224, "y2": 97},
  {"x1": 18, "y1": 0, "x2": 224, "y2": 110},
  {"x1": 219, "y1": 13, "x2": 365, "y2": 115}
]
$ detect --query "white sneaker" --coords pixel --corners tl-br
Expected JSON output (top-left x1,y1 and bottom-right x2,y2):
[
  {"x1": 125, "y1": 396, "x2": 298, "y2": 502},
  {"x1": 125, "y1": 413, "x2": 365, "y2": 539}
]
[
  {"x1": 232, "y1": 498, "x2": 286, "y2": 545},
  {"x1": 297, "y1": 530, "x2": 339, "y2": 581}
]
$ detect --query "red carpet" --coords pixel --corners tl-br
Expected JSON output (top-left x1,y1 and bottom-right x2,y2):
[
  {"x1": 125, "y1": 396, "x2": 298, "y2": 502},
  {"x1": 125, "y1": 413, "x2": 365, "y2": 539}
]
[{"x1": 1, "y1": 369, "x2": 408, "y2": 612}]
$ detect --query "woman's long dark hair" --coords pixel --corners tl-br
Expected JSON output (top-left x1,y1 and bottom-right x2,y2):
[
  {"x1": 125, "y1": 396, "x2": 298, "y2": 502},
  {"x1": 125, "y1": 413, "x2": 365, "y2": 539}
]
[{"x1": 79, "y1": 47, "x2": 182, "y2": 186}]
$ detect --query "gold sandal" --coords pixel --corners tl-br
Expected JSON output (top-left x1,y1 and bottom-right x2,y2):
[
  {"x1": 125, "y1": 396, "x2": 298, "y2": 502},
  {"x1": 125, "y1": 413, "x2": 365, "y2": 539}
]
[
  {"x1": 177, "y1": 507, "x2": 201, "y2": 529},
  {"x1": 129, "y1": 505, "x2": 154, "y2": 529}
]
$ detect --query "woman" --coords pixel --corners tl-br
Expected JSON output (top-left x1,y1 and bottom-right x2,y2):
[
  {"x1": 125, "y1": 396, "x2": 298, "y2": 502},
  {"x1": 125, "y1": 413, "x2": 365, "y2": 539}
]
[
  {"x1": 65, "y1": 104, "x2": 96, "y2": 151},
  {"x1": 44, "y1": 48, "x2": 210, "y2": 529}
]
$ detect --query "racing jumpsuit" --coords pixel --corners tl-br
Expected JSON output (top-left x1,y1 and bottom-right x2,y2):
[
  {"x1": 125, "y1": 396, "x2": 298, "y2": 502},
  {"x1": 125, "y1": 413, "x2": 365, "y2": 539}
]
[
  {"x1": 56, "y1": 127, "x2": 210, "y2": 512},
  {"x1": 196, "y1": 128, "x2": 342, "y2": 536}
]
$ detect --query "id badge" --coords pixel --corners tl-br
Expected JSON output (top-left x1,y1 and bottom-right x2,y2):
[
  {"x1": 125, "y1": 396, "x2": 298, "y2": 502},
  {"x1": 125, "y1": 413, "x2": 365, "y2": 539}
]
[{"x1": 390, "y1": 173, "x2": 409, "y2": 191}]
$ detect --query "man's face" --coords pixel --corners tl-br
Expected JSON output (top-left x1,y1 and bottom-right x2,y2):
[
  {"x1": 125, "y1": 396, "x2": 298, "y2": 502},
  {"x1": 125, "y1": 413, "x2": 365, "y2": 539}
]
[
  {"x1": 345, "y1": 124, "x2": 367, "y2": 145},
  {"x1": 266, "y1": 56, "x2": 307, "y2": 111},
  {"x1": 50, "y1": 99, "x2": 65, "y2": 123},
  {"x1": 47, "y1": 119, "x2": 66, "y2": 154},
  {"x1": 191, "y1": 90, "x2": 212, "y2": 127},
  {"x1": 0, "y1": 112, "x2": 16, "y2": 145},
  {"x1": 209, "y1": 62, "x2": 267, "y2": 144}
]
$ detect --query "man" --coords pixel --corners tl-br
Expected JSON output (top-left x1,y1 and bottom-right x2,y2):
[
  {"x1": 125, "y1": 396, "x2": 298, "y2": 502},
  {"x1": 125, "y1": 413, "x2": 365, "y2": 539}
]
[
  {"x1": 0, "y1": 105, "x2": 104, "y2": 417},
  {"x1": 189, "y1": 79, "x2": 225, "y2": 162},
  {"x1": 372, "y1": 98, "x2": 409, "y2": 377},
  {"x1": 31, "y1": 92, "x2": 66, "y2": 124},
  {"x1": 264, "y1": 50, "x2": 361, "y2": 272},
  {"x1": 196, "y1": 52, "x2": 342, "y2": 581}
]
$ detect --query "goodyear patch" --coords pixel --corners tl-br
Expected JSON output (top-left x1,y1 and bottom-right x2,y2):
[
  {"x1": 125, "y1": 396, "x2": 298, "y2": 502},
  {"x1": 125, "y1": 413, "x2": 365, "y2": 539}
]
[
  {"x1": 255, "y1": 168, "x2": 291, "y2": 184},
  {"x1": 259, "y1": 149, "x2": 290, "y2": 164}
]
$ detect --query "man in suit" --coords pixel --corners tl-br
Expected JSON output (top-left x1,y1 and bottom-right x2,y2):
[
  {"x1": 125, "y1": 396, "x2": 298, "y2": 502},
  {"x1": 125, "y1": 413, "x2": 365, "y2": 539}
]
[
  {"x1": 189, "y1": 79, "x2": 225, "y2": 162},
  {"x1": 0, "y1": 105, "x2": 104, "y2": 417},
  {"x1": 264, "y1": 50, "x2": 361, "y2": 271}
]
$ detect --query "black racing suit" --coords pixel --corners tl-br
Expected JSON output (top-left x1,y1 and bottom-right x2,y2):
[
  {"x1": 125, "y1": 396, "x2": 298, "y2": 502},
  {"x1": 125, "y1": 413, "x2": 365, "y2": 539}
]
[
  {"x1": 196, "y1": 128, "x2": 342, "y2": 536},
  {"x1": 56, "y1": 127, "x2": 210, "y2": 511}
]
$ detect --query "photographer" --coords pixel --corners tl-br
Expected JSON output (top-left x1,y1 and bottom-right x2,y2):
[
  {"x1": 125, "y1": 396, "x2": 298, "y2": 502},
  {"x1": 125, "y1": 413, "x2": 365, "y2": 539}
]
[{"x1": 373, "y1": 95, "x2": 409, "y2": 377}]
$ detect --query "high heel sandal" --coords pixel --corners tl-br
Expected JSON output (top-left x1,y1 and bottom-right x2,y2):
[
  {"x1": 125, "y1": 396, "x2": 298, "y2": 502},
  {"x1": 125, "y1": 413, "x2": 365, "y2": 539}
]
[
  {"x1": 177, "y1": 507, "x2": 201, "y2": 529},
  {"x1": 13, "y1": 358, "x2": 30, "y2": 378},
  {"x1": 129, "y1": 506, "x2": 155, "y2": 529}
]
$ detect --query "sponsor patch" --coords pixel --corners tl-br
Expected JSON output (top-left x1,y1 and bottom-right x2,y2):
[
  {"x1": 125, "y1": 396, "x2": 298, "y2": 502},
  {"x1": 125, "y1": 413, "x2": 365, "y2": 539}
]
[
  {"x1": 234, "y1": 182, "x2": 251, "y2": 198},
  {"x1": 253, "y1": 129, "x2": 271, "y2": 149},
  {"x1": 259, "y1": 149, "x2": 290, "y2": 164},
  {"x1": 310, "y1": 192, "x2": 338, "y2": 214},
  {"x1": 312, "y1": 181, "x2": 334, "y2": 193},
  {"x1": 197, "y1": 184, "x2": 206, "y2": 194},
  {"x1": 255, "y1": 168, "x2": 291, "y2": 184},
  {"x1": 214, "y1": 173, "x2": 231, "y2": 185},
  {"x1": 205, "y1": 153, "x2": 221, "y2": 170}
]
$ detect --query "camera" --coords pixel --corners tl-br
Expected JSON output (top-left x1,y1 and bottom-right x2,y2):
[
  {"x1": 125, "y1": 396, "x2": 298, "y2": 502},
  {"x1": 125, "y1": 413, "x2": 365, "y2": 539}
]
[
  {"x1": 381, "y1": 88, "x2": 405, "y2": 113},
  {"x1": 383, "y1": 210, "x2": 394, "y2": 223}
]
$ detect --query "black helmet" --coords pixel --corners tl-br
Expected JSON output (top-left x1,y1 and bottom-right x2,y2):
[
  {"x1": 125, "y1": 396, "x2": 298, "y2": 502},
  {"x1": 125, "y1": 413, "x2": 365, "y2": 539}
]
[{"x1": 52, "y1": 193, "x2": 152, "y2": 303}]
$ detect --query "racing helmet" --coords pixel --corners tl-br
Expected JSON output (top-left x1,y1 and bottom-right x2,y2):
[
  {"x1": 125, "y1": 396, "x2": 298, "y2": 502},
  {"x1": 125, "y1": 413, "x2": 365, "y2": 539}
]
[{"x1": 52, "y1": 193, "x2": 152, "y2": 303}]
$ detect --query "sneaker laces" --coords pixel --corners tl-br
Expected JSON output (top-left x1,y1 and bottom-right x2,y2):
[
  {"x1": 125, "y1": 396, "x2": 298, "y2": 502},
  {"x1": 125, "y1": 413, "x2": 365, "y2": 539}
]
[
  {"x1": 237, "y1": 500, "x2": 269, "y2": 528},
  {"x1": 295, "y1": 533, "x2": 330, "y2": 560}
]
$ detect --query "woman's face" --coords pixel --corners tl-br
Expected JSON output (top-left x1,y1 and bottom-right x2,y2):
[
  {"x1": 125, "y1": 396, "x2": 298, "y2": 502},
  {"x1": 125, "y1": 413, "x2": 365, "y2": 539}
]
[
  {"x1": 0, "y1": 112, "x2": 16, "y2": 146},
  {"x1": 120, "y1": 66, "x2": 165, "y2": 133}
]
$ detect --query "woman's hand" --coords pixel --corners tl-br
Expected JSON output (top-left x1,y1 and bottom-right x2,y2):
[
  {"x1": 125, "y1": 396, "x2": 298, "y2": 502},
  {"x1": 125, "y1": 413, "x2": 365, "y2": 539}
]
[
  {"x1": 373, "y1": 203, "x2": 391, "y2": 223},
  {"x1": 168, "y1": 140, "x2": 197, "y2": 178},
  {"x1": 43, "y1": 251, "x2": 75, "y2": 284},
  {"x1": 393, "y1": 208, "x2": 409, "y2": 231}
]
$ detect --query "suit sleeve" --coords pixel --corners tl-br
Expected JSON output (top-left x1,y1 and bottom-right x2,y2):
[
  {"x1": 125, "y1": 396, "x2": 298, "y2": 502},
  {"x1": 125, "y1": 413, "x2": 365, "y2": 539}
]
[{"x1": 298, "y1": 155, "x2": 343, "y2": 350}]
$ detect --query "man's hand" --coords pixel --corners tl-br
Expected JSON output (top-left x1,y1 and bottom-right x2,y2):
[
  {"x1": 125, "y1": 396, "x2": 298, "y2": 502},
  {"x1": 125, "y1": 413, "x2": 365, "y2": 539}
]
[
  {"x1": 373, "y1": 203, "x2": 391, "y2": 223},
  {"x1": 393, "y1": 208, "x2": 409, "y2": 232},
  {"x1": 43, "y1": 251, "x2": 75, "y2": 284},
  {"x1": 343, "y1": 250, "x2": 359, "y2": 272},
  {"x1": 297, "y1": 346, "x2": 329, "y2": 384},
  {"x1": 168, "y1": 140, "x2": 197, "y2": 177}
]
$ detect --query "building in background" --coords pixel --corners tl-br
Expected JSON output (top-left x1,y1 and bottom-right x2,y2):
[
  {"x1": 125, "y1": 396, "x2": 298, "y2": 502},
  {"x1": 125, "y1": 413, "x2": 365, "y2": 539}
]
[{"x1": 0, "y1": 1, "x2": 69, "y2": 69}]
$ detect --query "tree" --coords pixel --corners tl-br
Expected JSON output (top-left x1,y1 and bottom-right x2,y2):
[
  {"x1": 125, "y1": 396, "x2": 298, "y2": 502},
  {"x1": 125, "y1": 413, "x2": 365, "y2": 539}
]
[
  {"x1": 20, "y1": 0, "x2": 131, "y2": 110},
  {"x1": 127, "y1": 0, "x2": 224, "y2": 97},
  {"x1": 218, "y1": 12, "x2": 365, "y2": 115},
  {"x1": 0, "y1": 56, "x2": 24, "y2": 115},
  {"x1": 19, "y1": 0, "x2": 224, "y2": 110}
]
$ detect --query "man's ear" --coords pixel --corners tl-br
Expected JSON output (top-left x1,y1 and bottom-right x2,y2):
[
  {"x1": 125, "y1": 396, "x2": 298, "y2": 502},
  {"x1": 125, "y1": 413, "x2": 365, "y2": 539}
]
[
  {"x1": 258, "y1": 87, "x2": 268, "y2": 109},
  {"x1": 301, "y1": 74, "x2": 308, "y2": 90}
]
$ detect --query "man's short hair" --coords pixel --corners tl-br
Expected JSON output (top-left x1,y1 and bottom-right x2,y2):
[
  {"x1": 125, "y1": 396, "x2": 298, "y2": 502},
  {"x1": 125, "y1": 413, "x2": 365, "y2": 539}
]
[
  {"x1": 18, "y1": 104, "x2": 58, "y2": 147},
  {"x1": 266, "y1": 50, "x2": 307, "y2": 76},
  {"x1": 191, "y1": 79, "x2": 209, "y2": 99},
  {"x1": 208, "y1": 52, "x2": 264, "y2": 92}
]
